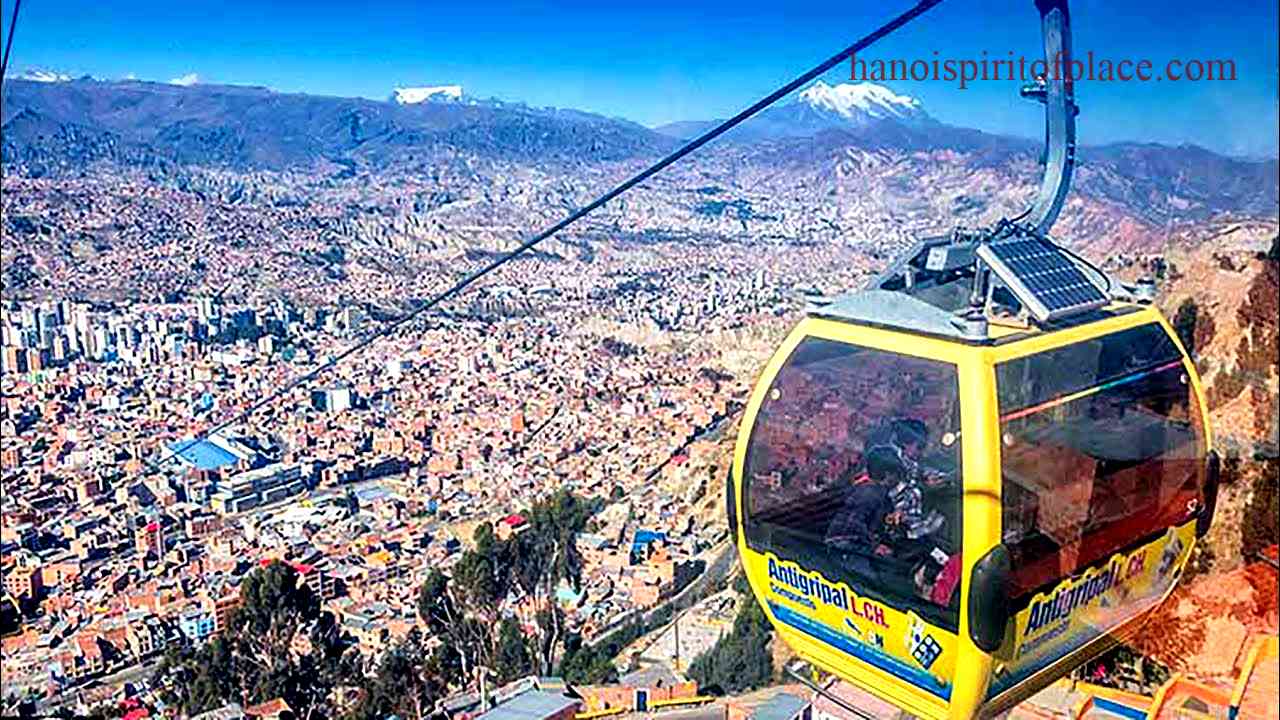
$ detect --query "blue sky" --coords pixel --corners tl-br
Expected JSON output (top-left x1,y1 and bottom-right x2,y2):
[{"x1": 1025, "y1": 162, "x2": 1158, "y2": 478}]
[{"x1": 4, "y1": 0, "x2": 1277, "y2": 157}]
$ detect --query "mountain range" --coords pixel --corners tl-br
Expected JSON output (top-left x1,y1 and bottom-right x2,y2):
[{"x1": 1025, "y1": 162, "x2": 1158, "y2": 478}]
[
  {"x1": 0, "y1": 77, "x2": 674, "y2": 171},
  {"x1": 2, "y1": 77, "x2": 1277, "y2": 243}
]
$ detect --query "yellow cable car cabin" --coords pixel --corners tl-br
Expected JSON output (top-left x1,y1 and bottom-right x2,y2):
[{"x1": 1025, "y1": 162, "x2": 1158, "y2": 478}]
[
  {"x1": 728, "y1": 278, "x2": 1218, "y2": 718},
  {"x1": 727, "y1": 3, "x2": 1219, "y2": 716}
]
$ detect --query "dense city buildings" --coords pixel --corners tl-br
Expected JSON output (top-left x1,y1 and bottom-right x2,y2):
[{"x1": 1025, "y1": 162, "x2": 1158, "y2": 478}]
[{"x1": 0, "y1": 220, "x2": 873, "y2": 707}]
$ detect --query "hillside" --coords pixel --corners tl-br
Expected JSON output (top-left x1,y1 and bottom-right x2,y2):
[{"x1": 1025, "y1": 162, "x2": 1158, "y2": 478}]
[
  {"x1": 1, "y1": 78, "x2": 674, "y2": 172},
  {"x1": 1150, "y1": 228, "x2": 1279, "y2": 572}
]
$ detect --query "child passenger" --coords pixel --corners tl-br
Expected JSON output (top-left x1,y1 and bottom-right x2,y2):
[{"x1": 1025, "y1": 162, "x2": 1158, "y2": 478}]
[{"x1": 871, "y1": 419, "x2": 946, "y2": 542}]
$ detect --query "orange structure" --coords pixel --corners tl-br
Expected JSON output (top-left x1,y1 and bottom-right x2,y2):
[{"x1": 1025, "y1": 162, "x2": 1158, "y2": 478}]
[
  {"x1": 574, "y1": 666, "x2": 700, "y2": 715},
  {"x1": 1147, "y1": 675, "x2": 1233, "y2": 719},
  {"x1": 1229, "y1": 634, "x2": 1278, "y2": 720},
  {"x1": 1046, "y1": 632, "x2": 1279, "y2": 719}
]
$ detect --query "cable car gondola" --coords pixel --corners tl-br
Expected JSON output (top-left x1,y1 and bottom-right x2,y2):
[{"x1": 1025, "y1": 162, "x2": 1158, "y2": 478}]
[{"x1": 727, "y1": 1, "x2": 1219, "y2": 717}]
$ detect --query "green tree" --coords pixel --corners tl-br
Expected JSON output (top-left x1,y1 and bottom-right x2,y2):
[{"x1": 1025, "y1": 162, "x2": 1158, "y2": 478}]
[
  {"x1": 346, "y1": 630, "x2": 443, "y2": 720},
  {"x1": 510, "y1": 489, "x2": 592, "y2": 674},
  {"x1": 492, "y1": 618, "x2": 534, "y2": 683},
  {"x1": 407, "y1": 491, "x2": 597, "y2": 693},
  {"x1": 417, "y1": 568, "x2": 491, "y2": 686},
  {"x1": 157, "y1": 639, "x2": 237, "y2": 716},
  {"x1": 158, "y1": 561, "x2": 352, "y2": 719},
  {"x1": 558, "y1": 631, "x2": 619, "y2": 685},
  {"x1": 454, "y1": 523, "x2": 511, "y2": 615},
  {"x1": 558, "y1": 612, "x2": 657, "y2": 685},
  {"x1": 688, "y1": 595, "x2": 773, "y2": 695}
]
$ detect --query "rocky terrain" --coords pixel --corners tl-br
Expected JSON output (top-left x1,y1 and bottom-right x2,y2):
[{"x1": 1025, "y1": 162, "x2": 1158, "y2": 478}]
[{"x1": 1152, "y1": 227, "x2": 1279, "y2": 574}]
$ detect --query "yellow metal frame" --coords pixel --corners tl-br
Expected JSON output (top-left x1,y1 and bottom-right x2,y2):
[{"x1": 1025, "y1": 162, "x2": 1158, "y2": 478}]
[
  {"x1": 575, "y1": 708, "x2": 627, "y2": 720},
  {"x1": 1070, "y1": 680, "x2": 1154, "y2": 714},
  {"x1": 731, "y1": 304, "x2": 1213, "y2": 720},
  {"x1": 1229, "y1": 634, "x2": 1278, "y2": 713},
  {"x1": 646, "y1": 696, "x2": 716, "y2": 710}
]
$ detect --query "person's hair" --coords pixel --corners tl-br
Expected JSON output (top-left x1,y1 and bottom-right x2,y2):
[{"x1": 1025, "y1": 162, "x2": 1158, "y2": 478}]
[
  {"x1": 892, "y1": 418, "x2": 928, "y2": 447},
  {"x1": 865, "y1": 445, "x2": 906, "y2": 482}
]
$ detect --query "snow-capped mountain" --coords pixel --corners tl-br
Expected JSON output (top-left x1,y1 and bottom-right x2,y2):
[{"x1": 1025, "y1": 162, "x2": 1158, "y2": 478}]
[
  {"x1": 19, "y1": 69, "x2": 72, "y2": 83},
  {"x1": 655, "y1": 81, "x2": 932, "y2": 141},
  {"x1": 392, "y1": 85, "x2": 463, "y2": 105},
  {"x1": 796, "y1": 81, "x2": 927, "y2": 123}
]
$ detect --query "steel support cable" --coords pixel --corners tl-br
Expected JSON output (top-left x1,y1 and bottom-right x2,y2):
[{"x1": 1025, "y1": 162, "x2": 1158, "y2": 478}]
[
  {"x1": 0, "y1": 0, "x2": 21, "y2": 88},
  {"x1": 148, "y1": 0, "x2": 945, "y2": 471}
]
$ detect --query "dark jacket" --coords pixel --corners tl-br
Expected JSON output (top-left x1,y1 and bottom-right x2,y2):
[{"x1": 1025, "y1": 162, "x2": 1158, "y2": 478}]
[{"x1": 825, "y1": 479, "x2": 894, "y2": 552}]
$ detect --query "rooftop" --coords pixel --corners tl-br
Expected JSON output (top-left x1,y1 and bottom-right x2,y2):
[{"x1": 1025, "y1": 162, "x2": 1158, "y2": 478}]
[
  {"x1": 748, "y1": 692, "x2": 809, "y2": 720},
  {"x1": 633, "y1": 530, "x2": 667, "y2": 550},
  {"x1": 473, "y1": 689, "x2": 578, "y2": 720},
  {"x1": 189, "y1": 703, "x2": 245, "y2": 720},
  {"x1": 169, "y1": 438, "x2": 239, "y2": 470},
  {"x1": 619, "y1": 664, "x2": 684, "y2": 688},
  {"x1": 808, "y1": 290, "x2": 969, "y2": 340}
]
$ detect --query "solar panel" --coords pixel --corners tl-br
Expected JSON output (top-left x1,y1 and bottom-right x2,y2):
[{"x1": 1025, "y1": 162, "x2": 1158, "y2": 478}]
[{"x1": 976, "y1": 236, "x2": 1107, "y2": 322}]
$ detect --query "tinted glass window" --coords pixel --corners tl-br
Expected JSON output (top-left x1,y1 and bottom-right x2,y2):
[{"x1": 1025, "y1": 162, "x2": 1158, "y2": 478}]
[
  {"x1": 996, "y1": 324, "x2": 1206, "y2": 599},
  {"x1": 744, "y1": 337, "x2": 963, "y2": 628}
]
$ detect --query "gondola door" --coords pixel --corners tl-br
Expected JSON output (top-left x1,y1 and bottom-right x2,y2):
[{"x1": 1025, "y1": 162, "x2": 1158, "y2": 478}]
[{"x1": 733, "y1": 318, "x2": 992, "y2": 719}]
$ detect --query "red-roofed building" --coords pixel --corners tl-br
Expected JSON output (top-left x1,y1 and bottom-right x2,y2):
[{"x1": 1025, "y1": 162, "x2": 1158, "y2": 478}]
[
  {"x1": 496, "y1": 513, "x2": 530, "y2": 541},
  {"x1": 244, "y1": 697, "x2": 293, "y2": 719},
  {"x1": 135, "y1": 520, "x2": 165, "y2": 557},
  {"x1": 257, "y1": 558, "x2": 333, "y2": 600}
]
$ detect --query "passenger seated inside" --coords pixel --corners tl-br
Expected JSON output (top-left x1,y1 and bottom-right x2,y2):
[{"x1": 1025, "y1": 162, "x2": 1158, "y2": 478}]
[
  {"x1": 867, "y1": 417, "x2": 949, "y2": 490},
  {"x1": 826, "y1": 444, "x2": 960, "y2": 608},
  {"x1": 878, "y1": 427, "x2": 962, "y2": 606},
  {"x1": 878, "y1": 428, "x2": 947, "y2": 542},
  {"x1": 824, "y1": 446, "x2": 901, "y2": 557}
]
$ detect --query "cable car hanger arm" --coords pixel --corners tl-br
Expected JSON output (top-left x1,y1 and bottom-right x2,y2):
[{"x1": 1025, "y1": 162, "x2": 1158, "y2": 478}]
[
  {"x1": 869, "y1": 0, "x2": 1079, "y2": 294},
  {"x1": 1019, "y1": 0, "x2": 1077, "y2": 236}
]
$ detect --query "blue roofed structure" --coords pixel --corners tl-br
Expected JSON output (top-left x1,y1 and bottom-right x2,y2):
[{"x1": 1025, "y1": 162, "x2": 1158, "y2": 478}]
[
  {"x1": 168, "y1": 433, "x2": 253, "y2": 471},
  {"x1": 632, "y1": 529, "x2": 668, "y2": 559},
  {"x1": 170, "y1": 439, "x2": 237, "y2": 470}
]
